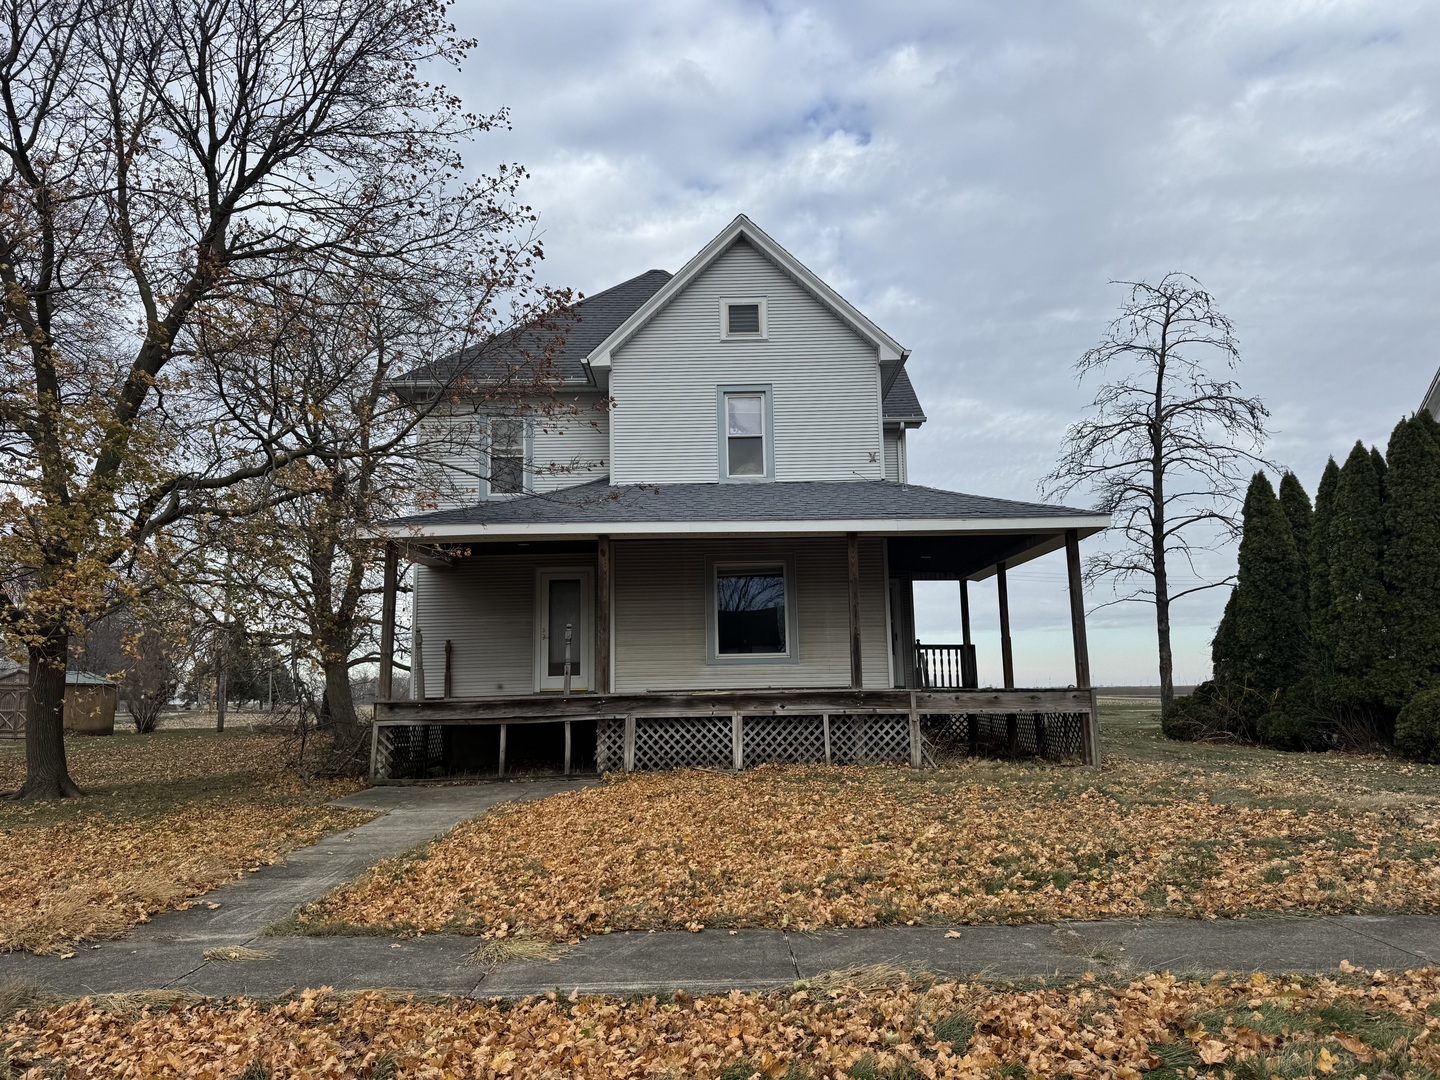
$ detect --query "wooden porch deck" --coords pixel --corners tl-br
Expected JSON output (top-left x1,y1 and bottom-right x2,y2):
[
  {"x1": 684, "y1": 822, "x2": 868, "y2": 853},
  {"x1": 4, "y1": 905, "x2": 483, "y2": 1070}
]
[{"x1": 370, "y1": 687, "x2": 1101, "y2": 780}]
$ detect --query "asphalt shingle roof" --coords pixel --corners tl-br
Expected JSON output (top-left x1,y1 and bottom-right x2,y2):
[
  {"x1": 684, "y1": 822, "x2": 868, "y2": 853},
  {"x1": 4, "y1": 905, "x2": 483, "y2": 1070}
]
[
  {"x1": 388, "y1": 478, "x2": 1099, "y2": 529},
  {"x1": 395, "y1": 270, "x2": 674, "y2": 385},
  {"x1": 883, "y1": 370, "x2": 925, "y2": 421}
]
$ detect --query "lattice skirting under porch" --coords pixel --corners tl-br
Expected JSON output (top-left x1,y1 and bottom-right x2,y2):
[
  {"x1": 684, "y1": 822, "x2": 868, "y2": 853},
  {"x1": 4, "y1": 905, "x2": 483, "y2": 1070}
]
[
  {"x1": 373, "y1": 723, "x2": 445, "y2": 780},
  {"x1": 592, "y1": 711, "x2": 1084, "y2": 773}
]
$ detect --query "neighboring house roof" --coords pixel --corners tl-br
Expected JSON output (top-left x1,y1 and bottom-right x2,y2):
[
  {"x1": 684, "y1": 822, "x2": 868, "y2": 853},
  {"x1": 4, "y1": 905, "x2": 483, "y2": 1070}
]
[
  {"x1": 1425, "y1": 365, "x2": 1440, "y2": 419},
  {"x1": 383, "y1": 477, "x2": 1104, "y2": 537},
  {"x1": 883, "y1": 370, "x2": 925, "y2": 423},
  {"x1": 393, "y1": 269, "x2": 674, "y2": 387},
  {"x1": 586, "y1": 216, "x2": 911, "y2": 391},
  {"x1": 0, "y1": 662, "x2": 114, "y2": 685}
]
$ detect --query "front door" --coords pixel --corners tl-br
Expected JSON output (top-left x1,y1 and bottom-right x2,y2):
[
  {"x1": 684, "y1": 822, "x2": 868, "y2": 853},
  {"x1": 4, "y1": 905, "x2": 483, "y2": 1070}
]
[{"x1": 535, "y1": 569, "x2": 593, "y2": 692}]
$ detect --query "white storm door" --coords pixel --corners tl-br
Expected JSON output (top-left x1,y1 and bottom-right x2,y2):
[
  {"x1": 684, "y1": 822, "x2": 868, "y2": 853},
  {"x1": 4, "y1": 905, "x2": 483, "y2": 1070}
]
[{"x1": 535, "y1": 569, "x2": 593, "y2": 692}]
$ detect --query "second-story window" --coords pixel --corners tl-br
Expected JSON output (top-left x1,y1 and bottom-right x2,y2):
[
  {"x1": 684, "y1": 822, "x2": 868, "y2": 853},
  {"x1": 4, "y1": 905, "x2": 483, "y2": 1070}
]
[
  {"x1": 487, "y1": 416, "x2": 526, "y2": 496},
  {"x1": 720, "y1": 387, "x2": 772, "y2": 481}
]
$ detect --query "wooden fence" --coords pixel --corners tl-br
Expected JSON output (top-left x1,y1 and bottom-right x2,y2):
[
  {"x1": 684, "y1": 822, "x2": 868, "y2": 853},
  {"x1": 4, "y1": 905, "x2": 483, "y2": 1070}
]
[{"x1": 0, "y1": 684, "x2": 26, "y2": 739}]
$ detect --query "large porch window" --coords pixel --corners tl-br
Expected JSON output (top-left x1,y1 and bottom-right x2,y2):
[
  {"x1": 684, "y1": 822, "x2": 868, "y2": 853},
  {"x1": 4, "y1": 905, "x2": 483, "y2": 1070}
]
[{"x1": 707, "y1": 556, "x2": 797, "y2": 664}]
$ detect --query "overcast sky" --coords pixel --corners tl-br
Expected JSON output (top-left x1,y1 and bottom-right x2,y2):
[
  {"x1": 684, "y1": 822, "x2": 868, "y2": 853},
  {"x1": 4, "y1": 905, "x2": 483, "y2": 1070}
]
[{"x1": 447, "y1": 0, "x2": 1440, "y2": 686}]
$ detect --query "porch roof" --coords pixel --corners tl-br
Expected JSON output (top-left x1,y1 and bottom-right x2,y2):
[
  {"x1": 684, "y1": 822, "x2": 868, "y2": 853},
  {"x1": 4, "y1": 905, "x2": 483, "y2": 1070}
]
[{"x1": 377, "y1": 478, "x2": 1108, "y2": 545}]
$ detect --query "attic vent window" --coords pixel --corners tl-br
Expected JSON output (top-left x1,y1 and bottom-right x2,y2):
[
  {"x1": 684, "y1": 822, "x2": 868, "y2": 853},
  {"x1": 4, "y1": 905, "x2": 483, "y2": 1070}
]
[{"x1": 721, "y1": 297, "x2": 767, "y2": 339}]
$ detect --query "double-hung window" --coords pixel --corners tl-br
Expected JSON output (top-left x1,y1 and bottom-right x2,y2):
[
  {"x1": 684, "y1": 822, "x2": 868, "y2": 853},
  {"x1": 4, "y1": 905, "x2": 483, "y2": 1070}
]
[
  {"x1": 719, "y1": 386, "x2": 772, "y2": 481},
  {"x1": 486, "y1": 416, "x2": 526, "y2": 496},
  {"x1": 707, "y1": 556, "x2": 796, "y2": 663}
]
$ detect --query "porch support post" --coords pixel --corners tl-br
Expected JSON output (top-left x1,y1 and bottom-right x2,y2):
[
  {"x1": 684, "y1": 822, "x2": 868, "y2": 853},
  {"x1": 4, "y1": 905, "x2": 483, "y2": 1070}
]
[
  {"x1": 996, "y1": 561, "x2": 1015, "y2": 690},
  {"x1": 847, "y1": 532, "x2": 863, "y2": 689},
  {"x1": 959, "y1": 579, "x2": 977, "y2": 689},
  {"x1": 564, "y1": 720, "x2": 572, "y2": 776},
  {"x1": 498, "y1": 723, "x2": 507, "y2": 778},
  {"x1": 595, "y1": 535, "x2": 612, "y2": 695},
  {"x1": 1065, "y1": 528, "x2": 1101, "y2": 766},
  {"x1": 624, "y1": 714, "x2": 636, "y2": 773},
  {"x1": 907, "y1": 691, "x2": 922, "y2": 769},
  {"x1": 731, "y1": 712, "x2": 743, "y2": 771},
  {"x1": 378, "y1": 542, "x2": 398, "y2": 701},
  {"x1": 822, "y1": 714, "x2": 832, "y2": 765}
]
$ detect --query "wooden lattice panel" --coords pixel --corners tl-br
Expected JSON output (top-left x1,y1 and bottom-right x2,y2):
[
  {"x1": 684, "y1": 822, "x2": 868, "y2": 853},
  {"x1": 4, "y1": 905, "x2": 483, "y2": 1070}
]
[
  {"x1": 742, "y1": 715, "x2": 825, "y2": 767},
  {"x1": 633, "y1": 716, "x2": 732, "y2": 772},
  {"x1": 596, "y1": 717, "x2": 625, "y2": 773},
  {"x1": 375, "y1": 724, "x2": 444, "y2": 780},
  {"x1": 829, "y1": 714, "x2": 909, "y2": 765},
  {"x1": 919, "y1": 712, "x2": 1085, "y2": 763}
]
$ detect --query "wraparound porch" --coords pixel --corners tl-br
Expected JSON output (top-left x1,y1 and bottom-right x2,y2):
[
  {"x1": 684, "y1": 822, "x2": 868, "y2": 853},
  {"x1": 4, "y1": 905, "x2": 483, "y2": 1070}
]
[{"x1": 369, "y1": 686, "x2": 1100, "y2": 781}]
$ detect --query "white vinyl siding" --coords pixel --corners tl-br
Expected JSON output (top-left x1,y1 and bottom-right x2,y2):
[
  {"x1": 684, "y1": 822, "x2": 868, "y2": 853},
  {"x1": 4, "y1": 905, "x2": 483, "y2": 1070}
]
[
  {"x1": 612, "y1": 536, "x2": 890, "y2": 691},
  {"x1": 412, "y1": 554, "x2": 597, "y2": 698},
  {"x1": 883, "y1": 428, "x2": 902, "y2": 482},
  {"x1": 413, "y1": 397, "x2": 609, "y2": 509},
  {"x1": 609, "y1": 239, "x2": 884, "y2": 484}
]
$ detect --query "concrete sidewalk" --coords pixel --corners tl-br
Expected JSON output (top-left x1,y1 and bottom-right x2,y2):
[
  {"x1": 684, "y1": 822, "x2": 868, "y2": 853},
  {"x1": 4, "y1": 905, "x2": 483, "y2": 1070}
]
[{"x1": 3, "y1": 917, "x2": 1437, "y2": 999}]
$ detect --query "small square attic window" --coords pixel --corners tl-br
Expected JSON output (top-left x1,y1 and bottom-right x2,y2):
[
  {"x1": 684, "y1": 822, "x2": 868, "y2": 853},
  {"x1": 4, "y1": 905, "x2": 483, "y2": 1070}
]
[{"x1": 722, "y1": 298, "x2": 766, "y2": 338}]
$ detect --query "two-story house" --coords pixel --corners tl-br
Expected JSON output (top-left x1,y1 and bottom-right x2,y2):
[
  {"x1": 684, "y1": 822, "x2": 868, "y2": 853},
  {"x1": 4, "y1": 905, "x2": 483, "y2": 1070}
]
[{"x1": 370, "y1": 215, "x2": 1108, "y2": 780}]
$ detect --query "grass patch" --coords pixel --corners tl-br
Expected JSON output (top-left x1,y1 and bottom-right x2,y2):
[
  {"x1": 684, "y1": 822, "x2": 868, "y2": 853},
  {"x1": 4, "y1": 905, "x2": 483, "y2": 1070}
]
[
  {"x1": 202, "y1": 946, "x2": 275, "y2": 963},
  {"x1": 470, "y1": 938, "x2": 560, "y2": 966},
  {"x1": 0, "y1": 731, "x2": 370, "y2": 953},
  {"x1": 294, "y1": 702, "x2": 1440, "y2": 941}
]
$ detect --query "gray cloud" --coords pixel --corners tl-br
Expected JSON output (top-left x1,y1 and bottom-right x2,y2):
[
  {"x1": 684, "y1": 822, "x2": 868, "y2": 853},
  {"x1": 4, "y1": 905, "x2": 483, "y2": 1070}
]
[{"x1": 445, "y1": 0, "x2": 1440, "y2": 684}]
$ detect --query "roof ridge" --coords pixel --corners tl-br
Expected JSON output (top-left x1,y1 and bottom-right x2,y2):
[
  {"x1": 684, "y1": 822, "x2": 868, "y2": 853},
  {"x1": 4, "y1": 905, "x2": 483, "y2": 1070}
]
[{"x1": 571, "y1": 268, "x2": 672, "y2": 312}]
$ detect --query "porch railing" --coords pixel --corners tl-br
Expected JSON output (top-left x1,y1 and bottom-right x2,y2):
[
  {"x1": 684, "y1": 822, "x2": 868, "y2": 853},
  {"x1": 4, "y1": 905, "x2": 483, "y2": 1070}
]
[{"x1": 914, "y1": 641, "x2": 978, "y2": 689}]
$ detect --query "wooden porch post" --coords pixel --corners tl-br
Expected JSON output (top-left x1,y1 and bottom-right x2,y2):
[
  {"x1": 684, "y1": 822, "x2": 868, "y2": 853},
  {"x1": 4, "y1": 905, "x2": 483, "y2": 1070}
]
[
  {"x1": 959, "y1": 579, "x2": 977, "y2": 689},
  {"x1": 595, "y1": 535, "x2": 612, "y2": 694},
  {"x1": 378, "y1": 542, "x2": 398, "y2": 701},
  {"x1": 1065, "y1": 528, "x2": 1101, "y2": 766},
  {"x1": 996, "y1": 561, "x2": 1015, "y2": 690},
  {"x1": 847, "y1": 532, "x2": 863, "y2": 689}
]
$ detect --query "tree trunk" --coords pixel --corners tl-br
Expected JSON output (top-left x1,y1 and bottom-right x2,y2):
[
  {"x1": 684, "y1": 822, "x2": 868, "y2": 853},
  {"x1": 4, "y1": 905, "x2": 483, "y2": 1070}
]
[
  {"x1": 321, "y1": 654, "x2": 359, "y2": 733},
  {"x1": 8, "y1": 627, "x2": 82, "y2": 800}
]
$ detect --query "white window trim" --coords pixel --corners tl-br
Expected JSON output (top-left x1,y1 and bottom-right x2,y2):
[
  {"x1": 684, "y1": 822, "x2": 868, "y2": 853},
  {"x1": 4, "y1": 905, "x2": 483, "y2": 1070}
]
[
  {"x1": 705, "y1": 554, "x2": 799, "y2": 665},
  {"x1": 482, "y1": 414, "x2": 532, "y2": 500},
  {"x1": 717, "y1": 384, "x2": 774, "y2": 483},
  {"x1": 718, "y1": 296, "x2": 768, "y2": 340}
]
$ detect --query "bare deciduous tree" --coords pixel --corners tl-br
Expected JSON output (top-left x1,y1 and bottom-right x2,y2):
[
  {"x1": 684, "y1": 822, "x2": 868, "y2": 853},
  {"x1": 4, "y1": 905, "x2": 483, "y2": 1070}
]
[
  {"x1": 0, "y1": 0, "x2": 523, "y2": 798},
  {"x1": 1042, "y1": 274, "x2": 1271, "y2": 712}
]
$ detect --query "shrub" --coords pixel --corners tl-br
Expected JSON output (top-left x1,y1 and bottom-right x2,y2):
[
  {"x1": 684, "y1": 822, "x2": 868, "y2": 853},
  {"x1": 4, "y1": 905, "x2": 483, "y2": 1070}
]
[
  {"x1": 1395, "y1": 687, "x2": 1440, "y2": 763},
  {"x1": 1161, "y1": 691, "x2": 1217, "y2": 742}
]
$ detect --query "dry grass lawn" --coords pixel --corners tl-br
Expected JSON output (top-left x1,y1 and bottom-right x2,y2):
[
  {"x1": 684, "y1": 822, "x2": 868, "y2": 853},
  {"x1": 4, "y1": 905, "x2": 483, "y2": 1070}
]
[
  {"x1": 0, "y1": 730, "x2": 370, "y2": 954},
  {"x1": 297, "y1": 704, "x2": 1440, "y2": 942},
  {"x1": 4, "y1": 968, "x2": 1440, "y2": 1079}
]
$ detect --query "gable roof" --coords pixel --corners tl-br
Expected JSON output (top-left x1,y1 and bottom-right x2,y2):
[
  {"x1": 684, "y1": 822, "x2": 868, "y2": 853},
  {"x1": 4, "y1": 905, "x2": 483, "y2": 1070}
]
[
  {"x1": 585, "y1": 215, "x2": 910, "y2": 387},
  {"x1": 393, "y1": 269, "x2": 673, "y2": 388}
]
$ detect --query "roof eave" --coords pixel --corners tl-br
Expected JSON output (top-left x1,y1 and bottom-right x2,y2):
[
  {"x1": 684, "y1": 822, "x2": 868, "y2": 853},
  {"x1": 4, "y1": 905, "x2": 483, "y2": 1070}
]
[{"x1": 366, "y1": 515, "x2": 1111, "y2": 543}]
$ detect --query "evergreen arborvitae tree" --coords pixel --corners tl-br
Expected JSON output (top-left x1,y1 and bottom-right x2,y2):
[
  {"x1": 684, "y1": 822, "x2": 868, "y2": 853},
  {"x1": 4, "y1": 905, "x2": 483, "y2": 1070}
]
[
  {"x1": 1211, "y1": 589, "x2": 1239, "y2": 687},
  {"x1": 1379, "y1": 414, "x2": 1440, "y2": 707},
  {"x1": 1323, "y1": 442, "x2": 1389, "y2": 734},
  {"x1": 1308, "y1": 458, "x2": 1341, "y2": 690},
  {"x1": 1278, "y1": 471, "x2": 1313, "y2": 567},
  {"x1": 1230, "y1": 473, "x2": 1311, "y2": 744}
]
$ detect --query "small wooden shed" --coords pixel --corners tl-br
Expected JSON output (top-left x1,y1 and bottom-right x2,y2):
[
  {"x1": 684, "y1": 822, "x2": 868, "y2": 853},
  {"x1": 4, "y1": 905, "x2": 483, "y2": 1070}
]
[{"x1": 0, "y1": 664, "x2": 118, "y2": 737}]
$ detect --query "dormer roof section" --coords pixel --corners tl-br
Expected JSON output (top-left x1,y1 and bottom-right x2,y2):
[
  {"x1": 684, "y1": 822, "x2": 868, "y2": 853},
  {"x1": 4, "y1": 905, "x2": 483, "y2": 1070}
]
[{"x1": 586, "y1": 215, "x2": 910, "y2": 389}]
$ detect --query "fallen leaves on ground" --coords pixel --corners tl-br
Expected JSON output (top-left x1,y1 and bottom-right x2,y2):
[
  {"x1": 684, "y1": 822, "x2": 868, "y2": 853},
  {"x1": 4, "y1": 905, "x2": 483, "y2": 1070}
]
[
  {"x1": 300, "y1": 761, "x2": 1440, "y2": 942},
  {"x1": 0, "y1": 732, "x2": 369, "y2": 953},
  {"x1": 5, "y1": 968, "x2": 1440, "y2": 1078}
]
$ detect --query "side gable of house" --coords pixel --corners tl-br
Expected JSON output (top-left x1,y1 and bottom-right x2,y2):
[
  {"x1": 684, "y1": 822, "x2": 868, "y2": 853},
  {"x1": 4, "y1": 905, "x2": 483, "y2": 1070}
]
[{"x1": 608, "y1": 235, "x2": 888, "y2": 485}]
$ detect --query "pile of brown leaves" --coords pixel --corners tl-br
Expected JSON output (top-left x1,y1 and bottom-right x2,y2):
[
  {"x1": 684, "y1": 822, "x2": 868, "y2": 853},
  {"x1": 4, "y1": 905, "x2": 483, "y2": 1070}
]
[
  {"x1": 0, "y1": 733, "x2": 369, "y2": 953},
  {"x1": 5, "y1": 968, "x2": 1439, "y2": 1078},
  {"x1": 299, "y1": 763, "x2": 1440, "y2": 941}
]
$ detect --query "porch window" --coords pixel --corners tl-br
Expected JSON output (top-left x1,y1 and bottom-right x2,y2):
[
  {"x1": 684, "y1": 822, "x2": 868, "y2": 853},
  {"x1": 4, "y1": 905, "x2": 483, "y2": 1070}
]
[
  {"x1": 708, "y1": 556, "x2": 797, "y2": 663},
  {"x1": 486, "y1": 416, "x2": 526, "y2": 496},
  {"x1": 718, "y1": 386, "x2": 773, "y2": 482}
]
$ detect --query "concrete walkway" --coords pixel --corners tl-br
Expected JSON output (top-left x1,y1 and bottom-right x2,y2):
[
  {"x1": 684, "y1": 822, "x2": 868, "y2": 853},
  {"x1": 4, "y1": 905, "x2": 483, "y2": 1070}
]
[{"x1": 2, "y1": 782, "x2": 1438, "y2": 998}]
